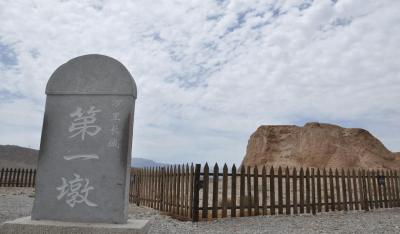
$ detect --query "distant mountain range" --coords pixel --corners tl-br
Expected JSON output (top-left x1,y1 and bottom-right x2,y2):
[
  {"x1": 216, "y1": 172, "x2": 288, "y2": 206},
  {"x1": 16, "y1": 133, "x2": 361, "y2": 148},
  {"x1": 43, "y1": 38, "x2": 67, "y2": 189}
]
[
  {"x1": 131, "y1": 157, "x2": 168, "y2": 168},
  {"x1": 0, "y1": 145, "x2": 167, "y2": 169}
]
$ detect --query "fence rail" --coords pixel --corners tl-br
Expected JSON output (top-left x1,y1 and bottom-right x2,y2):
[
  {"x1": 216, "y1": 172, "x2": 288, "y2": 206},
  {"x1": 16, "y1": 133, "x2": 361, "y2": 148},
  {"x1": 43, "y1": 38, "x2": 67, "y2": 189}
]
[
  {"x1": 0, "y1": 168, "x2": 36, "y2": 187},
  {"x1": 129, "y1": 164, "x2": 400, "y2": 221}
]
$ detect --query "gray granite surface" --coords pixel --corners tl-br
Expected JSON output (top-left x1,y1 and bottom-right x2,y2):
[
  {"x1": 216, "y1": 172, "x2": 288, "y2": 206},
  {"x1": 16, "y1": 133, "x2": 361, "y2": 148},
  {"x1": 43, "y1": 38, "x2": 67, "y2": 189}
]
[{"x1": 31, "y1": 54, "x2": 136, "y2": 224}]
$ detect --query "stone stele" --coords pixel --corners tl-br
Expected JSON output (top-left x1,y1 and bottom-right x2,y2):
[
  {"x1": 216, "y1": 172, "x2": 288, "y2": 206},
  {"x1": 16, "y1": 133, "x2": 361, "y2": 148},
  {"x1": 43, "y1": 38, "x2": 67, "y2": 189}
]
[{"x1": 30, "y1": 54, "x2": 136, "y2": 224}]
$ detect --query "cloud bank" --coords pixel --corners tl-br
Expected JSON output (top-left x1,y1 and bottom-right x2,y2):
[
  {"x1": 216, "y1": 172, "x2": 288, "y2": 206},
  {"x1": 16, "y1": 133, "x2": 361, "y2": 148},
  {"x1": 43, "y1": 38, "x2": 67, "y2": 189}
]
[{"x1": 1, "y1": 0, "x2": 399, "y2": 165}]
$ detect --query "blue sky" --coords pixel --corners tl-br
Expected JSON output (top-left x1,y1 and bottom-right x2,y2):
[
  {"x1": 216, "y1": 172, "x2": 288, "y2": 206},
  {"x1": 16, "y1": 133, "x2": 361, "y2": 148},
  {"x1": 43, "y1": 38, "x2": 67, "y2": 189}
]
[{"x1": 1, "y1": 0, "x2": 399, "y2": 166}]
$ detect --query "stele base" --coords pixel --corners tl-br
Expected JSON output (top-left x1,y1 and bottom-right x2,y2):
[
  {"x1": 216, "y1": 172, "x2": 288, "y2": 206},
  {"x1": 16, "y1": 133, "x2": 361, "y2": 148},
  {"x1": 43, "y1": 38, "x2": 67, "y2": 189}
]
[{"x1": 0, "y1": 216, "x2": 151, "y2": 234}]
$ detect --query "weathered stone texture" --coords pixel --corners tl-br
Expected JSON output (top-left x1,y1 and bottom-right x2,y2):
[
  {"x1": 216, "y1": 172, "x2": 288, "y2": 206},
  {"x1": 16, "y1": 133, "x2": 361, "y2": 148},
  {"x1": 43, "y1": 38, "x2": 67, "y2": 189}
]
[{"x1": 241, "y1": 122, "x2": 400, "y2": 169}]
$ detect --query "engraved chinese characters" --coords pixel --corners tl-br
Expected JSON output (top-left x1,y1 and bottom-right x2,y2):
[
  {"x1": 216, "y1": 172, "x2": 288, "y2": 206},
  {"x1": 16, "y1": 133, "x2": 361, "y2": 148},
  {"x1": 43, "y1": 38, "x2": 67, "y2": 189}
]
[
  {"x1": 56, "y1": 173, "x2": 97, "y2": 208},
  {"x1": 69, "y1": 106, "x2": 102, "y2": 140},
  {"x1": 31, "y1": 55, "x2": 137, "y2": 224}
]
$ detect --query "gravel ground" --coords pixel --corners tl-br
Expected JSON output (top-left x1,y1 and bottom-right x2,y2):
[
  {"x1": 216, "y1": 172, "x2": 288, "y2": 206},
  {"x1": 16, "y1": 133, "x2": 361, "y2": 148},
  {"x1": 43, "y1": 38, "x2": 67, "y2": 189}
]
[{"x1": 2, "y1": 188, "x2": 400, "y2": 233}]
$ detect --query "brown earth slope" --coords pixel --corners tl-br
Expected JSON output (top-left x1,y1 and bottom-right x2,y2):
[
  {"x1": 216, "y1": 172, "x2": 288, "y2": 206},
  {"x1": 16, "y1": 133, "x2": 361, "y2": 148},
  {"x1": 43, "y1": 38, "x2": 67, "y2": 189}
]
[
  {"x1": 0, "y1": 145, "x2": 38, "y2": 168},
  {"x1": 241, "y1": 122, "x2": 400, "y2": 169}
]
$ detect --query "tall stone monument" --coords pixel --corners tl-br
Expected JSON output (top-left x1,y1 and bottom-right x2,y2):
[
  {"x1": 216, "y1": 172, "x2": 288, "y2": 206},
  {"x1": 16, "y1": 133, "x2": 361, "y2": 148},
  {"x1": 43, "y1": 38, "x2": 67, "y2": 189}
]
[{"x1": 1, "y1": 54, "x2": 150, "y2": 233}]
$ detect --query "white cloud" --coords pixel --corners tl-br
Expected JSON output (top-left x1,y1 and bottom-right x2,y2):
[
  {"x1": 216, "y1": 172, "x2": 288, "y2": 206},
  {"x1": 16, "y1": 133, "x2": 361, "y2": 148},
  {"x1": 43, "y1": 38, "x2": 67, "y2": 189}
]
[{"x1": 0, "y1": 0, "x2": 399, "y2": 165}]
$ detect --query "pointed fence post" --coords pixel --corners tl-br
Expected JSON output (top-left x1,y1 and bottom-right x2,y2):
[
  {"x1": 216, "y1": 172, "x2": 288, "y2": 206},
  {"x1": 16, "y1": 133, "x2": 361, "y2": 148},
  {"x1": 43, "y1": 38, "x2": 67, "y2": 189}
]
[
  {"x1": 246, "y1": 166, "x2": 253, "y2": 216},
  {"x1": 231, "y1": 164, "x2": 237, "y2": 217},
  {"x1": 311, "y1": 168, "x2": 316, "y2": 215},
  {"x1": 160, "y1": 167, "x2": 165, "y2": 211},
  {"x1": 270, "y1": 167, "x2": 276, "y2": 215},
  {"x1": 262, "y1": 166, "x2": 267, "y2": 215},
  {"x1": 278, "y1": 166, "x2": 283, "y2": 214},
  {"x1": 341, "y1": 168, "x2": 348, "y2": 211},
  {"x1": 231, "y1": 164, "x2": 236, "y2": 217},
  {"x1": 352, "y1": 169, "x2": 359, "y2": 210},
  {"x1": 254, "y1": 166, "x2": 259, "y2": 216},
  {"x1": 192, "y1": 164, "x2": 201, "y2": 222},
  {"x1": 323, "y1": 168, "x2": 329, "y2": 212},
  {"x1": 202, "y1": 163, "x2": 209, "y2": 219},
  {"x1": 212, "y1": 163, "x2": 219, "y2": 219},
  {"x1": 240, "y1": 166, "x2": 246, "y2": 217},
  {"x1": 293, "y1": 167, "x2": 298, "y2": 215},
  {"x1": 317, "y1": 168, "x2": 322, "y2": 213},
  {"x1": 305, "y1": 168, "x2": 311, "y2": 213},
  {"x1": 222, "y1": 164, "x2": 228, "y2": 218},
  {"x1": 285, "y1": 167, "x2": 290, "y2": 215},
  {"x1": 299, "y1": 167, "x2": 304, "y2": 214}
]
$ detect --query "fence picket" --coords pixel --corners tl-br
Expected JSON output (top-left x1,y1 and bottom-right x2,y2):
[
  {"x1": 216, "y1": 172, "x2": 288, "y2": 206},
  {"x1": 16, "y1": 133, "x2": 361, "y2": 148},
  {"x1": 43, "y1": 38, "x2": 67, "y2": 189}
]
[
  {"x1": 285, "y1": 167, "x2": 290, "y2": 215},
  {"x1": 352, "y1": 169, "x2": 359, "y2": 210},
  {"x1": 382, "y1": 170, "x2": 388, "y2": 208},
  {"x1": 8, "y1": 168, "x2": 13, "y2": 187},
  {"x1": 185, "y1": 164, "x2": 190, "y2": 217},
  {"x1": 240, "y1": 166, "x2": 245, "y2": 217},
  {"x1": 148, "y1": 168, "x2": 151, "y2": 207},
  {"x1": 367, "y1": 170, "x2": 374, "y2": 209},
  {"x1": 247, "y1": 166, "x2": 253, "y2": 216},
  {"x1": 391, "y1": 170, "x2": 396, "y2": 207},
  {"x1": 0, "y1": 168, "x2": 4, "y2": 187},
  {"x1": 16, "y1": 169, "x2": 21, "y2": 187},
  {"x1": 323, "y1": 168, "x2": 329, "y2": 212},
  {"x1": 159, "y1": 167, "x2": 163, "y2": 210},
  {"x1": 335, "y1": 169, "x2": 341, "y2": 211},
  {"x1": 387, "y1": 170, "x2": 392, "y2": 208},
  {"x1": 278, "y1": 167, "x2": 283, "y2": 215},
  {"x1": 254, "y1": 166, "x2": 259, "y2": 216},
  {"x1": 153, "y1": 168, "x2": 157, "y2": 209},
  {"x1": 23, "y1": 169, "x2": 28, "y2": 188},
  {"x1": 368, "y1": 170, "x2": 374, "y2": 209},
  {"x1": 311, "y1": 168, "x2": 316, "y2": 215},
  {"x1": 171, "y1": 166, "x2": 176, "y2": 214},
  {"x1": 202, "y1": 163, "x2": 209, "y2": 219},
  {"x1": 270, "y1": 167, "x2": 276, "y2": 215},
  {"x1": 222, "y1": 164, "x2": 228, "y2": 218},
  {"x1": 347, "y1": 169, "x2": 353, "y2": 210},
  {"x1": 358, "y1": 169, "x2": 365, "y2": 210},
  {"x1": 177, "y1": 165, "x2": 182, "y2": 215},
  {"x1": 10, "y1": 168, "x2": 16, "y2": 186},
  {"x1": 363, "y1": 170, "x2": 369, "y2": 211},
  {"x1": 151, "y1": 168, "x2": 154, "y2": 208},
  {"x1": 189, "y1": 164, "x2": 194, "y2": 218},
  {"x1": 329, "y1": 169, "x2": 335, "y2": 211},
  {"x1": 181, "y1": 165, "x2": 186, "y2": 216},
  {"x1": 262, "y1": 166, "x2": 267, "y2": 215},
  {"x1": 299, "y1": 168, "x2": 304, "y2": 214},
  {"x1": 20, "y1": 169, "x2": 26, "y2": 187},
  {"x1": 2, "y1": 168, "x2": 7, "y2": 187},
  {"x1": 144, "y1": 168, "x2": 148, "y2": 207},
  {"x1": 231, "y1": 165, "x2": 237, "y2": 217},
  {"x1": 212, "y1": 163, "x2": 219, "y2": 219},
  {"x1": 166, "y1": 167, "x2": 171, "y2": 212},
  {"x1": 317, "y1": 168, "x2": 322, "y2": 213},
  {"x1": 293, "y1": 168, "x2": 298, "y2": 215},
  {"x1": 391, "y1": 170, "x2": 396, "y2": 208},
  {"x1": 377, "y1": 170, "x2": 383, "y2": 208},
  {"x1": 305, "y1": 168, "x2": 310, "y2": 213},
  {"x1": 192, "y1": 164, "x2": 201, "y2": 222},
  {"x1": 341, "y1": 169, "x2": 348, "y2": 211}
]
